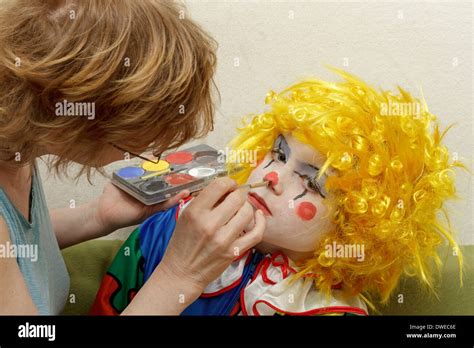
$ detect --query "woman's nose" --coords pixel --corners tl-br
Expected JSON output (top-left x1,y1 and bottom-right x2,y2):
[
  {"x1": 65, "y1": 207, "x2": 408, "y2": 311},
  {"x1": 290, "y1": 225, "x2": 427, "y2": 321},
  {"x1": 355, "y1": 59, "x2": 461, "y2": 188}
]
[{"x1": 264, "y1": 171, "x2": 283, "y2": 195}]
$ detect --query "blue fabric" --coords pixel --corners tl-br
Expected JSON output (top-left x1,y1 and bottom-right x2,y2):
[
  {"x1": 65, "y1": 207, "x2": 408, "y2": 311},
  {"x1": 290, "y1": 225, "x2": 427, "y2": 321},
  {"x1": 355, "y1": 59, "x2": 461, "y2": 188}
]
[
  {"x1": 139, "y1": 206, "x2": 179, "y2": 282},
  {"x1": 138, "y1": 206, "x2": 262, "y2": 315},
  {"x1": 181, "y1": 252, "x2": 262, "y2": 316},
  {"x1": 0, "y1": 164, "x2": 70, "y2": 315}
]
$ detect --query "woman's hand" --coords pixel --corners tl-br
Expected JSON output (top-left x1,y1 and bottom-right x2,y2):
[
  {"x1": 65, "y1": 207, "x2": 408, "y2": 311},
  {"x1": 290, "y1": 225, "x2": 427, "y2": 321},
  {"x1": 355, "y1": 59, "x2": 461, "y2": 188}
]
[
  {"x1": 95, "y1": 182, "x2": 190, "y2": 235},
  {"x1": 157, "y1": 177, "x2": 267, "y2": 295},
  {"x1": 123, "y1": 177, "x2": 266, "y2": 314}
]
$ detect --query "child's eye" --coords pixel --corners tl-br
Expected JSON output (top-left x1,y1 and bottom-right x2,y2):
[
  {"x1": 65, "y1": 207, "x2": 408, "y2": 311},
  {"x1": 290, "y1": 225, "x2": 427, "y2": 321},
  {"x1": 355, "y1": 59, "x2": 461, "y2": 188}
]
[
  {"x1": 297, "y1": 172, "x2": 326, "y2": 198},
  {"x1": 271, "y1": 148, "x2": 287, "y2": 163},
  {"x1": 305, "y1": 176, "x2": 317, "y2": 191}
]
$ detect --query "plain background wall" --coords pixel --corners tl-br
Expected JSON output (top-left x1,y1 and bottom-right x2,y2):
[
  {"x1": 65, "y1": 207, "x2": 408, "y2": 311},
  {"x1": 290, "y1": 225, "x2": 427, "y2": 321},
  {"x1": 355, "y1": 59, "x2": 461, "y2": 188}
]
[{"x1": 38, "y1": 0, "x2": 473, "y2": 244}]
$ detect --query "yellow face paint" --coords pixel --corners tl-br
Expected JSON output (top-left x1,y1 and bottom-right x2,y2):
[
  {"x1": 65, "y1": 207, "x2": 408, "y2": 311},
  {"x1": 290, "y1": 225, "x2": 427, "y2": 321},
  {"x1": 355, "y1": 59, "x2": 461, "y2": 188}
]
[{"x1": 141, "y1": 160, "x2": 170, "y2": 172}]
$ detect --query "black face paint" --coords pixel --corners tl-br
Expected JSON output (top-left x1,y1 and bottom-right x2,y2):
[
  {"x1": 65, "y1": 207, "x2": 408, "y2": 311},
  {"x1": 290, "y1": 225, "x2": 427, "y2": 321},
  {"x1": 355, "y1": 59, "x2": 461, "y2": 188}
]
[
  {"x1": 263, "y1": 134, "x2": 328, "y2": 198},
  {"x1": 294, "y1": 170, "x2": 326, "y2": 198},
  {"x1": 293, "y1": 189, "x2": 308, "y2": 201},
  {"x1": 263, "y1": 159, "x2": 274, "y2": 169}
]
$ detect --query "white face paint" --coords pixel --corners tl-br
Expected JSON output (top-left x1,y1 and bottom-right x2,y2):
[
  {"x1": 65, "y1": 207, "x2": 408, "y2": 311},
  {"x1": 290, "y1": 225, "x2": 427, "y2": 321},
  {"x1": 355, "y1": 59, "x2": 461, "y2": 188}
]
[
  {"x1": 244, "y1": 134, "x2": 334, "y2": 253},
  {"x1": 188, "y1": 167, "x2": 216, "y2": 178}
]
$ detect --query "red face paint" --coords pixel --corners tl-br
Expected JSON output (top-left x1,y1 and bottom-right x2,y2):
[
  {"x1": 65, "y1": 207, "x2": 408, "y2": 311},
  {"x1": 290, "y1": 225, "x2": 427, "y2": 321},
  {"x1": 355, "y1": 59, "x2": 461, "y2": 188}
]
[
  {"x1": 165, "y1": 173, "x2": 195, "y2": 185},
  {"x1": 165, "y1": 151, "x2": 193, "y2": 165},
  {"x1": 264, "y1": 171, "x2": 279, "y2": 187},
  {"x1": 296, "y1": 201, "x2": 317, "y2": 221}
]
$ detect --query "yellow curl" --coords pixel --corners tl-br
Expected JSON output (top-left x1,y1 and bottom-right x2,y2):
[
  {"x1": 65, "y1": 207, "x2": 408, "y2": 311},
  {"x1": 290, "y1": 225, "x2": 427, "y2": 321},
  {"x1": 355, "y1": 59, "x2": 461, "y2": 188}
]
[{"x1": 227, "y1": 68, "x2": 464, "y2": 306}]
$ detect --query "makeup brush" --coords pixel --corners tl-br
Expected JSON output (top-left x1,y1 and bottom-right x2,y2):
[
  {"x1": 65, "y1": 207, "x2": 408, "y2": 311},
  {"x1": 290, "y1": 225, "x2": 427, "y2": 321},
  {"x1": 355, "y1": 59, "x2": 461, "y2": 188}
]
[
  {"x1": 191, "y1": 179, "x2": 269, "y2": 197},
  {"x1": 236, "y1": 180, "x2": 270, "y2": 190}
]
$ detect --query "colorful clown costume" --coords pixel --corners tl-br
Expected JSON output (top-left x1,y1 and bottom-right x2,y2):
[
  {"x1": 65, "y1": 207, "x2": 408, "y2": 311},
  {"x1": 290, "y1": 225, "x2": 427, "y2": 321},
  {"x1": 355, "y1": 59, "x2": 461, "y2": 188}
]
[{"x1": 91, "y1": 199, "x2": 368, "y2": 316}]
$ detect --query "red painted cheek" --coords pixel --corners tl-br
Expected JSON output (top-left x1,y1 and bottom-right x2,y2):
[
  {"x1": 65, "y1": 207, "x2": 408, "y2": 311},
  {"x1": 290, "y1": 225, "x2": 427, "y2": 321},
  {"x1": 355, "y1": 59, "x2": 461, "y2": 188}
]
[
  {"x1": 264, "y1": 171, "x2": 279, "y2": 187},
  {"x1": 296, "y1": 201, "x2": 317, "y2": 221}
]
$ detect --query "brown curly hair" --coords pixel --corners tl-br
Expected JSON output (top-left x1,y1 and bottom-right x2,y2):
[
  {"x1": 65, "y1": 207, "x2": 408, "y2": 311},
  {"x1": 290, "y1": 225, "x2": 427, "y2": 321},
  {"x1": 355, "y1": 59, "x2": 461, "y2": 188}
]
[{"x1": 0, "y1": 0, "x2": 218, "y2": 178}]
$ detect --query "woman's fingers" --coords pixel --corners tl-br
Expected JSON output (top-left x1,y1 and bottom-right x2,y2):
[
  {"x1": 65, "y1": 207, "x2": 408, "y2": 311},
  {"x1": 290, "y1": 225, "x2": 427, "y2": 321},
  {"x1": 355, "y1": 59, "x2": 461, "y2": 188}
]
[
  {"x1": 232, "y1": 209, "x2": 266, "y2": 255},
  {"x1": 220, "y1": 201, "x2": 254, "y2": 242},
  {"x1": 210, "y1": 188, "x2": 249, "y2": 226},
  {"x1": 149, "y1": 190, "x2": 190, "y2": 212},
  {"x1": 160, "y1": 182, "x2": 266, "y2": 293},
  {"x1": 192, "y1": 177, "x2": 237, "y2": 209}
]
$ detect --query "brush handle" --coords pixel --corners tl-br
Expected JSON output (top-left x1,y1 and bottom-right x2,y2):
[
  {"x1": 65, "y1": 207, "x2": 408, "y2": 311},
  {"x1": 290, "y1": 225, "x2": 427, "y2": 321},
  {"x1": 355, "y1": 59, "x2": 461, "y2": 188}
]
[
  {"x1": 244, "y1": 181, "x2": 269, "y2": 189},
  {"x1": 191, "y1": 180, "x2": 268, "y2": 197}
]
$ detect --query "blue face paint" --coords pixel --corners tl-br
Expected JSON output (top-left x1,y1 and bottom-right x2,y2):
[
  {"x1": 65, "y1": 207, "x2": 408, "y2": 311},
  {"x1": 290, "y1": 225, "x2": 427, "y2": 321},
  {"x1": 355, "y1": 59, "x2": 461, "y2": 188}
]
[
  {"x1": 117, "y1": 166, "x2": 145, "y2": 179},
  {"x1": 272, "y1": 135, "x2": 291, "y2": 163}
]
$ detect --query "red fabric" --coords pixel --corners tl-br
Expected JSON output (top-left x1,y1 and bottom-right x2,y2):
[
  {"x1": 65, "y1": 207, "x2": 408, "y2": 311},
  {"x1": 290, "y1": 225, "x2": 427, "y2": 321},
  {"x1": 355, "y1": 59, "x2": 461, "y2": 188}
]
[{"x1": 90, "y1": 274, "x2": 120, "y2": 316}]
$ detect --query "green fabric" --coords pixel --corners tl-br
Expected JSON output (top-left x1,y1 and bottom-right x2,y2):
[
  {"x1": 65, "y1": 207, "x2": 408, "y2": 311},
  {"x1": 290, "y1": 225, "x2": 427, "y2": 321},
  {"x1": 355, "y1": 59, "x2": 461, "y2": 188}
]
[
  {"x1": 61, "y1": 241, "x2": 473, "y2": 315},
  {"x1": 105, "y1": 228, "x2": 144, "y2": 312},
  {"x1": 61, "y1": 239, "x2": 122, "y2": 315},
  {"x1": 374, "y1": 245, "x2": 473, "y2": 315}
]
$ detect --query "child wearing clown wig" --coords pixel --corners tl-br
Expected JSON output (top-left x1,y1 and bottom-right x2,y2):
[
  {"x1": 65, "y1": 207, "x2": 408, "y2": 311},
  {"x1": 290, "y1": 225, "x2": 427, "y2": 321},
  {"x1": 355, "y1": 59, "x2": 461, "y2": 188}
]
[{"x1": 92, "y1": 69, "x2": 463, "y2": 315}]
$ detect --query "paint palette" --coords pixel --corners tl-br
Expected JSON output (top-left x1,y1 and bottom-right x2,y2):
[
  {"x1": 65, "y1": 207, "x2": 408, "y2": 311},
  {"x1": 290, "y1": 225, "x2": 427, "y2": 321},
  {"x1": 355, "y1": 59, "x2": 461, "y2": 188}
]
[{"x1": 111, "y1": 144, "x2": 233, "y2": 205}]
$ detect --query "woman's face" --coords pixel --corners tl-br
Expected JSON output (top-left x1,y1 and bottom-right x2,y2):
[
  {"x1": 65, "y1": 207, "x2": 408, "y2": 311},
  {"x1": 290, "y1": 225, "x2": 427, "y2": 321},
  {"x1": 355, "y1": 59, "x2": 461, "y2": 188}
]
[{"x1": 244, "y1": 134, "x2": 333, "y2": 253}]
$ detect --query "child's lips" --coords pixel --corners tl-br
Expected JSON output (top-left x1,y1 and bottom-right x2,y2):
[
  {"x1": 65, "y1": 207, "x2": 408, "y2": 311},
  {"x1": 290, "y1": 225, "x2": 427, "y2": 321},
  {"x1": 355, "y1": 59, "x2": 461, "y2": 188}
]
[{"x1": 247, "y1": 192, "x2": 272, "y2": 216}]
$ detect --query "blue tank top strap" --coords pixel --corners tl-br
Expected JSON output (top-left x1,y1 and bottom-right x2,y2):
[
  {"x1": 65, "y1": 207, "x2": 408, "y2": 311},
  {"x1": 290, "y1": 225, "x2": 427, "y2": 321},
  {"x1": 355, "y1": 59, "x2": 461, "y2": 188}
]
[{"x1": 0, "y1": 162, "x2": 69, "y2": 314}]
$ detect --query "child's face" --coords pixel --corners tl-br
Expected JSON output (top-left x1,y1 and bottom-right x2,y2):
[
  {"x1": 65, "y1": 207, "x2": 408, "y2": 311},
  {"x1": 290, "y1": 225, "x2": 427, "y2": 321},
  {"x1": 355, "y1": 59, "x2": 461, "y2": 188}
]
[{"x1": 244, "y1": 134, "x2": 333, "y2": 253}]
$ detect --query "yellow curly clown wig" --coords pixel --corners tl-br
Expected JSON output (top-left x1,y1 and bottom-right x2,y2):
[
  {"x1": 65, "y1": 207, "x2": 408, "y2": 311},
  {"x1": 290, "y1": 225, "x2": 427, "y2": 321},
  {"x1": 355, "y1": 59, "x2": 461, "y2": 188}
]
[{"x1": 228, "y1": 68, "x2": 463, "y2": 305}]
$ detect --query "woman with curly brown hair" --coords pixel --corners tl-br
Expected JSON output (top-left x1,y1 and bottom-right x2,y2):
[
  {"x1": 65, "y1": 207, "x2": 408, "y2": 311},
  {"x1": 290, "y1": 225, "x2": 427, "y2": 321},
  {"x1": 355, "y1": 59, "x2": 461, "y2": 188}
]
[{"x1": 0, "y1": 0, "x2": 265, "y2": 315}]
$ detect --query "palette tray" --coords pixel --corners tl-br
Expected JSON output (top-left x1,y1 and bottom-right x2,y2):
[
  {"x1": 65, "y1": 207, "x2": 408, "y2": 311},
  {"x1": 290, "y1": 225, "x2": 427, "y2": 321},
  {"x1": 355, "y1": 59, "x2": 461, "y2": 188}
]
[{"x1": 111, "y1": 144, "x2": 230, "y2": 205}]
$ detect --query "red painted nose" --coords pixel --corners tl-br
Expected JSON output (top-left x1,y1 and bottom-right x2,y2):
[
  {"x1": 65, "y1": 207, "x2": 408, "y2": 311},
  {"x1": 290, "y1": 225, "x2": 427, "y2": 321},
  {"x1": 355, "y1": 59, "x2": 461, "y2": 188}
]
[{"x1": 264, "y1": 171, "x2": 279, "y2": 187}]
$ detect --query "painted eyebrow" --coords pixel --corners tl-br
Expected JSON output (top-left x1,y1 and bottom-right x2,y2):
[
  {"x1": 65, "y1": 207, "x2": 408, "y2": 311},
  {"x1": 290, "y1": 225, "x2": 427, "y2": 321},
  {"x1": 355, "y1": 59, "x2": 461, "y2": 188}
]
[
  {"x1": 278, "y1": 135, "x2": 284, "y2": 147},
  {"x1": 276, "y1": 136, "x2": 323, "y2": 172},
  {"x1": 271, "y1": 135, "x2": 290, "y2": 158},
  {"x1": 283, "y1": 136, "x2": 320, "y2": 171},
  {"x1": 263, "y1": 135, "x2": 286, "y2": 168},
  {"x1": 297, "y1": 161, "x2": 324, "y2": 175},
  {"x1": 276, "y1": 135, "x2": 287, "y2": 152}
]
